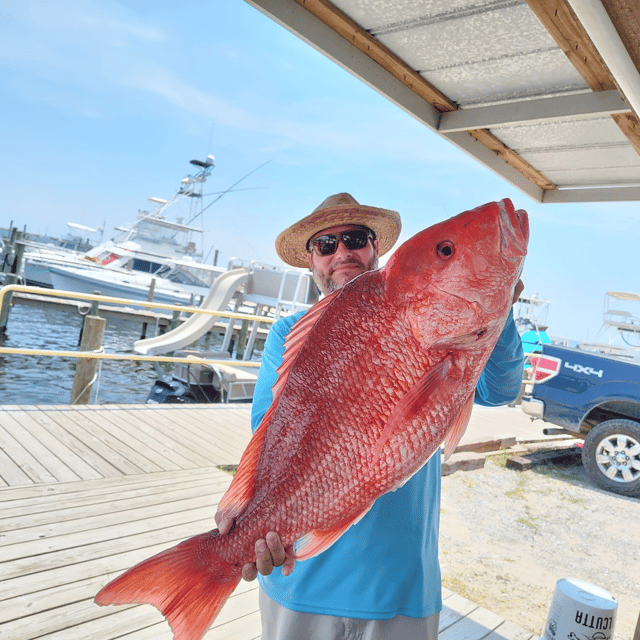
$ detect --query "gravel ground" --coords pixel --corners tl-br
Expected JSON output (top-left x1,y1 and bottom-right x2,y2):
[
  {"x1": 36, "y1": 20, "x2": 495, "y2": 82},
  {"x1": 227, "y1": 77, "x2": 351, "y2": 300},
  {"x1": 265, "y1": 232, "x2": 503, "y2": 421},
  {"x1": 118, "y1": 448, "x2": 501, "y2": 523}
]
[{"x1": 439, "y1": 452, "x2": 640, "y2": 639}]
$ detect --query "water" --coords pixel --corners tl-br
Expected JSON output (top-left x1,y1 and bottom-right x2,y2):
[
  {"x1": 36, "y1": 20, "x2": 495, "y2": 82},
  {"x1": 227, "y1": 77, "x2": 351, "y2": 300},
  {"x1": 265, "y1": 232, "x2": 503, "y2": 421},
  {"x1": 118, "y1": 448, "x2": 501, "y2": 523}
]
[{"x1": 0, "y1": 304, "x2": 262, "y2": 405}]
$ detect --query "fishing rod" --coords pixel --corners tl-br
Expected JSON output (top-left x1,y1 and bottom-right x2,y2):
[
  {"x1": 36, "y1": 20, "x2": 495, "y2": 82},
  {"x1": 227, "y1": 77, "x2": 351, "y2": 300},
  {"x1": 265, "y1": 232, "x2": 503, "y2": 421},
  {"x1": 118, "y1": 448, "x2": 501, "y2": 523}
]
[{"x1": 183, "y1": 159, "x2": 273, "y2": 228}]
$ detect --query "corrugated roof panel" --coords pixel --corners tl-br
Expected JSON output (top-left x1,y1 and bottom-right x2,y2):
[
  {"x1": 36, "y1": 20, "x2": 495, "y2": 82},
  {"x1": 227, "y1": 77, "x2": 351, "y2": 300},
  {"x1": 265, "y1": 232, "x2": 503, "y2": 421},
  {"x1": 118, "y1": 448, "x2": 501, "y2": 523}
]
[
  {"x1": 362, "y1": 2, "x2": 590, "y2": 104},
  {"x1": 339, "y1": 0, "x2": 480, "y2": 30},
  {"x1": 247, "y1": 0, "x2": 640, "y2": 201},
  {"x1": 544, "y1": 164, "x2": 640, "y2": 187},
  {"x1": 495, "y1": 116, "x2": 631, "y2": 150},
  {"x1": 422, "y1": 50, "x2": 587, "y2": 106},
  {"x1": 494, "y1": 117, "x2": 640, "y2": 185}
]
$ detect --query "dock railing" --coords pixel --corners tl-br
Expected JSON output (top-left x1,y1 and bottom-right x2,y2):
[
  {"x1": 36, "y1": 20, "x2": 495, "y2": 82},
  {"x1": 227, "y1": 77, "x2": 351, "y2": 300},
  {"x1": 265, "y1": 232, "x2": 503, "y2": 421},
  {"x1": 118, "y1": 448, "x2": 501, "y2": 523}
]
[{"x1": 0, "y1": 284, "x2": 270, "y2": 402}]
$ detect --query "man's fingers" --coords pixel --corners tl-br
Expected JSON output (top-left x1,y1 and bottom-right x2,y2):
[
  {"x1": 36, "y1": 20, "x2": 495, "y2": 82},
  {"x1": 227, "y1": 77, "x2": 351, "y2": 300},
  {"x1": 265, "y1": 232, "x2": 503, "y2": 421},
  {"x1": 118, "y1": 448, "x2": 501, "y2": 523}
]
[
  {"x1": 255, "y1": 538, "x2": 274, "y2": 575},
  {"x1": 265, "y1": 532, "x2": 286, "y2": 568},
  {"x1": 242, "y1": 562, "x2": 258, "y2": 582},
  {"x1": 282, "y1": 556, "x2": 296, "y2": 577}
]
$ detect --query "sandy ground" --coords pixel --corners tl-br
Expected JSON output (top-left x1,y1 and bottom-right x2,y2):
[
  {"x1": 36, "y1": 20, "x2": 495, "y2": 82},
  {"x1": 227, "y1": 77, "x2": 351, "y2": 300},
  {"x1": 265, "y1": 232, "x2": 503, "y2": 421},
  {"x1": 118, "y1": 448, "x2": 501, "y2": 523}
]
[{"x1": 439, "y1": 453, "x2": 640, "y2": 639}]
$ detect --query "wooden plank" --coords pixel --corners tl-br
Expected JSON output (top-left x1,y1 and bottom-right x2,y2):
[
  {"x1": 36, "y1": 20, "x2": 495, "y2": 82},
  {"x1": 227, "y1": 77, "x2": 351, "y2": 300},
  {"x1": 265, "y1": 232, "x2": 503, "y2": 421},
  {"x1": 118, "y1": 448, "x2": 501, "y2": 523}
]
[
  {"x1": 132, "y1": 407, "x2": 240, "y2": 466},
  {"x1": 439, "y1": 591, "x2": 479, "y2": 632},
  {"x1": 81, "y1": 406, "x2": 206, "y2": 469},
  {"x1": 483, "y1": 620, "x2": 536, "y2": 640},
  {"x1": 439, "y1": 605, "x2": 505, "y2": 639},
  {"x1": 0, "y1": 446, "x2": 33, "y2": 486},
  {"x1": 0, "y1": 465, "x2": 220, "y2": 502},
  {"x1": 0, "y1": 477, "x2": 228, "y2": 549},
  {"x1": 4, "y1": 586, "x2": 260, "y2": 640},
  {"x1": 58, "y1": 410, "x2": 159, "y2": 475},
  {"x1": 0, "y1": 411, "x2": 80, "y2": 483},
  {"x1": 0, "y1": 420, "x2": 57, "y2": 484},
  {"x1": 72, "y1": 407, "x2": 185, "y2": 471},
  {"x1": 107, "y1": 408, "x2": 218, "y2": 468},
  {"x1": 3, "y1": 407, "x2": 99, "y2": 481},
  {"x1": 11, "y1": 408, "x2": 122, "y2": 480},
  {"x1": 177, "y1": 407, "x2": 252, "y2": 459}
]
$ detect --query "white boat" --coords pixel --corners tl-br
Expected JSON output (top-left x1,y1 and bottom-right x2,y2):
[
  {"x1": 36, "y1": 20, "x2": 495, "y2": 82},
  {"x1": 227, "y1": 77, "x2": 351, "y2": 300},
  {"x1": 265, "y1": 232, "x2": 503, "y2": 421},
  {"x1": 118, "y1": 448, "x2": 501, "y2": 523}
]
[{"x1": 22, "y1": 156, "x2": 227, "y2": 304}]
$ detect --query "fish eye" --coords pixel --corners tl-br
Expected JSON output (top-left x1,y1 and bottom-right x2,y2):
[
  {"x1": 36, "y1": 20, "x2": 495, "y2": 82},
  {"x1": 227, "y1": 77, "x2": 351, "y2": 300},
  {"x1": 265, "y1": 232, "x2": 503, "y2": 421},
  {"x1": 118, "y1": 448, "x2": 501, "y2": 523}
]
[{"x1": 436, "y1": 241, "x2": 455, "y2": 259}]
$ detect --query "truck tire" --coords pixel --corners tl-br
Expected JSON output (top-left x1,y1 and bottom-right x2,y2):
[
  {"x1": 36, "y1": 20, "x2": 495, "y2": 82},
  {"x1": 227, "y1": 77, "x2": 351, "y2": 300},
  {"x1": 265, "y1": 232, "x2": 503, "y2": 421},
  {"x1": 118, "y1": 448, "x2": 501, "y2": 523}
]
[{"x1": 582, "y1": 419, "x2": 640, "y2": 498}]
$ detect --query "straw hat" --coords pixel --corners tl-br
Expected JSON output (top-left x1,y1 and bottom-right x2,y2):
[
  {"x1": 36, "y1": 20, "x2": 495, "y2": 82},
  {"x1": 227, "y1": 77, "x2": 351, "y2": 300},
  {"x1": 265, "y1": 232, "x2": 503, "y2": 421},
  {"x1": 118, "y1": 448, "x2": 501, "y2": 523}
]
[{"x1": 275, "y1": 193, "x2": 401, "y2": 268}]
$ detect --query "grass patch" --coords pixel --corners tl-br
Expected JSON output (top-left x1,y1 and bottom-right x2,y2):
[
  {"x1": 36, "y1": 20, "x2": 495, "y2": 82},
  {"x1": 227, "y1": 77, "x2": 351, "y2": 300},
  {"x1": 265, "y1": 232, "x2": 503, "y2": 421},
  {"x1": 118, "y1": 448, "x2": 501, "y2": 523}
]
[
  {"x1": 505, "y1": 476, "x2": 528, "y2": 499},
  {"x1": 216, "y1": 464, "x2": 238, "y2": 476},
  {"x1": 516, "y1": 516, "x2": 538, "y2": 532},
  {"x1": 442, "y1": 575, "x2": 476, "y2": 601},
  {"x1": 489, "y1": 449, "x2": 512, "y2": 469}
]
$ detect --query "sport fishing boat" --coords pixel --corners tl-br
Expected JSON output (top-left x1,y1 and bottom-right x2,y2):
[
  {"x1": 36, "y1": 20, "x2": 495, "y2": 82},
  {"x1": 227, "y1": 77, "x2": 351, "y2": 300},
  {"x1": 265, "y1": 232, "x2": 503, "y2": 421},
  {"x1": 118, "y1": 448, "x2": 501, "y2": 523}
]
[{"x1": 21, "y1": 156, "x2": 226, "y2": 305}]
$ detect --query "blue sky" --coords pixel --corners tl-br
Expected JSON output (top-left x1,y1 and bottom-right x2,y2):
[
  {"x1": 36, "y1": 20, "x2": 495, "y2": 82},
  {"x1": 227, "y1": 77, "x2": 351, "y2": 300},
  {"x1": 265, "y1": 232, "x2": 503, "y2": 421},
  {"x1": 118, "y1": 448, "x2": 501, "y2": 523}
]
[{"x1": 2, "y1": 0, "x2": 639, "y2": 342}]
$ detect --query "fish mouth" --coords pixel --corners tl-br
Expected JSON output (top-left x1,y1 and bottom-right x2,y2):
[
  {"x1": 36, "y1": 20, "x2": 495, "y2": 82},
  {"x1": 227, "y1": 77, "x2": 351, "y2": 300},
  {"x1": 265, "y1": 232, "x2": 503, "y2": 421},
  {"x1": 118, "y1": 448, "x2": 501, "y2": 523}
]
[{"x1": 498, "y1": 200, "x2": 529, "y2": 260}]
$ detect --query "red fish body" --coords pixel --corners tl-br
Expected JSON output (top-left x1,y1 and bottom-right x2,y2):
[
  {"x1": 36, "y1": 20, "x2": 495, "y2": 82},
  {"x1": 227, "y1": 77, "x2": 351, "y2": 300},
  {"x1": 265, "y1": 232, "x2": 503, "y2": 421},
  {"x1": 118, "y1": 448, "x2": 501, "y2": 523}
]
[{"x1": 95, "y1": 199, "x2": 529, "y2": 640}]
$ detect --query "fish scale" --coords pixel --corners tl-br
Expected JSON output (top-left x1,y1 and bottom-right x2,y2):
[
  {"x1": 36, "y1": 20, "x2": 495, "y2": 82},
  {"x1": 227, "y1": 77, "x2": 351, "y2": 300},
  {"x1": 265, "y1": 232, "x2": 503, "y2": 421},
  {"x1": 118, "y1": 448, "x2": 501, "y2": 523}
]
[{"x1": 95, "y1": 198, "x2": 529, "y2": 640}]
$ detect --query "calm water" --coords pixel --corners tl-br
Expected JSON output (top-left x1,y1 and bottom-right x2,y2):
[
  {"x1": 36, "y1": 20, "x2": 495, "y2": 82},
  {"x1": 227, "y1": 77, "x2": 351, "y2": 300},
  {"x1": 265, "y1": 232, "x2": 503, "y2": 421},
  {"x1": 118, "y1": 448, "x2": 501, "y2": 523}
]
[{"x1": 0, "y1": 303, "x2": 261, "y2": 405}]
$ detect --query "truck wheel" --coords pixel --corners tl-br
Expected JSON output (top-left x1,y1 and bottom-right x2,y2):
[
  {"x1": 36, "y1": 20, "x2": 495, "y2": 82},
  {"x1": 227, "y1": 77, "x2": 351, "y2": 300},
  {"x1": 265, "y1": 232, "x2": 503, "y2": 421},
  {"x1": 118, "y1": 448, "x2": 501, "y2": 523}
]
[{"x1": 582, "y1": 419, "x2": 640, "y2": 497}]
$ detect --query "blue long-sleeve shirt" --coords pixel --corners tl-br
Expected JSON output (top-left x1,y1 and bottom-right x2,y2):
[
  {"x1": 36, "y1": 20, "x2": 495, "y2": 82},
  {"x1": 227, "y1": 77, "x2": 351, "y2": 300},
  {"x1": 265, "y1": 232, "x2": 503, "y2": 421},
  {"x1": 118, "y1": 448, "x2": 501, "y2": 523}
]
[{"x1": 251, "y1": 309, "x2": 523, "y2": 619}]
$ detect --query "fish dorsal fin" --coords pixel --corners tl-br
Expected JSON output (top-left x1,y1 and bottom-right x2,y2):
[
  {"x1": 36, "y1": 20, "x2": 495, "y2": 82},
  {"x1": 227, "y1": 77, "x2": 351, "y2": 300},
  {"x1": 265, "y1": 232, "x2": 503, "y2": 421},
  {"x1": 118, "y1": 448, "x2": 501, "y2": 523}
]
[
  {"x1": 216, "y1": 416, "x2": 269, "y2": 520},
  {"x1": 270, "y1": 291, "x2": 339, "y2": 401},
  {"x1": 371, "y1": 356, "x2": 453, "y2": 465},
  {"x1": 217, "y1": 293, "x2": 339, "y2": 521}
]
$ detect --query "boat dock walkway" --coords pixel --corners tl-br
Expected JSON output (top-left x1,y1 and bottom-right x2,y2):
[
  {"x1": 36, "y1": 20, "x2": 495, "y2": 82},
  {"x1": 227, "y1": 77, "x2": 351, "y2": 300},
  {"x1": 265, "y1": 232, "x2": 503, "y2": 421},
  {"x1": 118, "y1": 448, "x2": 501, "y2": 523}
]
[{"x1": 0, "y1": 404, "x2": 536, "y2": 639}]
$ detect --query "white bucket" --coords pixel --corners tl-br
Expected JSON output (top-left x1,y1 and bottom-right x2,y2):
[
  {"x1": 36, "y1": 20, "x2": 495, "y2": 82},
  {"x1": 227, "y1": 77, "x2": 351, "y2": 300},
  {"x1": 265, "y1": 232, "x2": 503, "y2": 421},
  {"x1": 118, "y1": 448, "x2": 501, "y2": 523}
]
[{"x1": 540, "y1": 578, "x2": 617, "y2": 640}]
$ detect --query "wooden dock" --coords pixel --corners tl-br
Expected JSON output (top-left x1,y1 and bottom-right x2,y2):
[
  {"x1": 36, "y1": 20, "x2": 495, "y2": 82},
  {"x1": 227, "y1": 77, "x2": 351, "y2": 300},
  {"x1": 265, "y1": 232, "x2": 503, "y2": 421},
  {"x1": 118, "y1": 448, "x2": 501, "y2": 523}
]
[{"x1": 0, "y1": 404, "x2": 535, "y2": 639}]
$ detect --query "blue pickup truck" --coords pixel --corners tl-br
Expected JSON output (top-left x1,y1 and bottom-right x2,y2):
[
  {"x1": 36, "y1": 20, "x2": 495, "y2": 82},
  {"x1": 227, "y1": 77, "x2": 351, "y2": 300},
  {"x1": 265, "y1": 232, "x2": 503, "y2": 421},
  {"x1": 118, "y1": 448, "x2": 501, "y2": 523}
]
[{"x1": 521, "y1": 343, "x2": 640, "y2": 497}]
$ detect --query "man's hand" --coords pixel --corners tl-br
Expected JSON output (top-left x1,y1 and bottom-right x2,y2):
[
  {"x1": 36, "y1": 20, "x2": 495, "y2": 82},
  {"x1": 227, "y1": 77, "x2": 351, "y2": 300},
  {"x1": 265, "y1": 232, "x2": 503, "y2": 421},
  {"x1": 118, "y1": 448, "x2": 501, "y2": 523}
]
[
  {"x1": 513, "y1": 279, "x2": 524, "y2": 304},
  {"x1": 242, "y1": 532, "x2": 296, "y2": 581},
  {"x1": 215, "y1": 512, "x2": 295, "y2": 581}
]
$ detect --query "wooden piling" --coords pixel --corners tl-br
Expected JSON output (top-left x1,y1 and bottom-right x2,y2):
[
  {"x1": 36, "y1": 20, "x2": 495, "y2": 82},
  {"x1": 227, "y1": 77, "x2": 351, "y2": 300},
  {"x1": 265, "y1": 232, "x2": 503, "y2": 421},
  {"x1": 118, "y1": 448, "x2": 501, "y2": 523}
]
[
  {"x1": 71, "y1": 309, "x2": 106, "y2": 405},
  {"x1": 140, "y1": 278, "x2": 157, "y2": 339},
  {"x1": 0, "y1": 229, "x2": 24, "y2": 335}
]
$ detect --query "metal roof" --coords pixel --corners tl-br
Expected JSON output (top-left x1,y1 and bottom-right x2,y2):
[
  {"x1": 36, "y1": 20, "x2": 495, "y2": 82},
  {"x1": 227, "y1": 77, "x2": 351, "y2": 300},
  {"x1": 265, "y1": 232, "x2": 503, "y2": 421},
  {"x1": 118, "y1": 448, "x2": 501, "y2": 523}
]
[{"x1": 245, "y1": 0, "x2": 640, "y2": 203}]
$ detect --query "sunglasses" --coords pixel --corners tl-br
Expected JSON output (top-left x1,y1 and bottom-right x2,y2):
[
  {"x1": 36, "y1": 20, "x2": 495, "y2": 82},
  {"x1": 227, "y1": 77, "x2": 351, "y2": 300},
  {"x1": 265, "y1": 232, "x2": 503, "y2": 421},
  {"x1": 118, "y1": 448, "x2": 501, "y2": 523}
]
[{"x1": 307, "y1": 227, "x2": 375, "y2": 257}]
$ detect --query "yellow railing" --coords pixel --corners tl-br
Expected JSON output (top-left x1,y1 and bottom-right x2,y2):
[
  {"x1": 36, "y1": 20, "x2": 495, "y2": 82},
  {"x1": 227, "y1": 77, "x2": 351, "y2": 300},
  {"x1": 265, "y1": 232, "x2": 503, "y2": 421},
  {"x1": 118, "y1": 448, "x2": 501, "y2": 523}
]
[{"x1": 0, "y1": 284, "x2": 271, "y2": 367}]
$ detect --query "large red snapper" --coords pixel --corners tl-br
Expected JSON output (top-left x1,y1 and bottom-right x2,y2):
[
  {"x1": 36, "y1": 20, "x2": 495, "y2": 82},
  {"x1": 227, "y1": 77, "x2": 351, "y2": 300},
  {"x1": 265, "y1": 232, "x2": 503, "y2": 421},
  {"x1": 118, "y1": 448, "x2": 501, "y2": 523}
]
[{"x1": 95, "y1": 199, "x2": 529, "y2": 640}]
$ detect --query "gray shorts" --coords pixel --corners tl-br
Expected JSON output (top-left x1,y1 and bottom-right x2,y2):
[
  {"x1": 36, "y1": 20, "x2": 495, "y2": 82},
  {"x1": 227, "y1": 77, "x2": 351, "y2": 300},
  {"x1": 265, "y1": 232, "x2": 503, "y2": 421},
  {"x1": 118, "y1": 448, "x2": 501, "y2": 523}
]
[{"x1": 259, "y1": 589, "x2": 440, "y2": 640}]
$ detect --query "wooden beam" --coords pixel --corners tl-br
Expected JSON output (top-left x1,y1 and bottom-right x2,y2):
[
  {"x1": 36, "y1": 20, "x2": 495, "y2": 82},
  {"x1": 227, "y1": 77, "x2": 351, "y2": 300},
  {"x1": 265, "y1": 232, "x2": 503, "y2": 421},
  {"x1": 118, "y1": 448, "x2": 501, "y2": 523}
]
[
  {"x1": 467, "y1": 129, "x2": 557, "y2": 191},
  {"x1": 292, "y1": 0, "x2": 457, "y2": 113},
  {"x1": 525, "y1": 0, "x2": 615, "y2": 91},
  {"x1": 611, "y1": 112, "x2": 640, "y2": 155},
  {"x1": 526, "y1": 0, "x2": 640, "y2": 156}
]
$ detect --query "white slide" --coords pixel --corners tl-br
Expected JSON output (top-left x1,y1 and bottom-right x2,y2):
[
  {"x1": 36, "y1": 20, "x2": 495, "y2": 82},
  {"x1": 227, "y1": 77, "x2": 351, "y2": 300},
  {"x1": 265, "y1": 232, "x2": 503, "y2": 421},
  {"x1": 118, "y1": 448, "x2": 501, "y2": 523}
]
[{"x1": 133, "y1": 268, "x2": 249, "y2": 356}]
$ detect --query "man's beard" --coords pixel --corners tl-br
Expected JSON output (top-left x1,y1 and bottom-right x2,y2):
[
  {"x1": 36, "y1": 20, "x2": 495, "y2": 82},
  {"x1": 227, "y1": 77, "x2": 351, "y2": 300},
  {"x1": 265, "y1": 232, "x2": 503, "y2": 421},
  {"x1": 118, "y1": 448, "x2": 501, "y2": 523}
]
[{"x1": 311, "y1": 255, "x2": 379, "y2": 295}]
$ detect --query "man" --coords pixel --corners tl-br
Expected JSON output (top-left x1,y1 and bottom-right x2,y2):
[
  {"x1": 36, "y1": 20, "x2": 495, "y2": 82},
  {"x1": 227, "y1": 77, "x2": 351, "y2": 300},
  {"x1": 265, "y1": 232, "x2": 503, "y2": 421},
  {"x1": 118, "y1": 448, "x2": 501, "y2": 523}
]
[{"x1": 218, "y1": 193, "x2": 525, "y2": 639}]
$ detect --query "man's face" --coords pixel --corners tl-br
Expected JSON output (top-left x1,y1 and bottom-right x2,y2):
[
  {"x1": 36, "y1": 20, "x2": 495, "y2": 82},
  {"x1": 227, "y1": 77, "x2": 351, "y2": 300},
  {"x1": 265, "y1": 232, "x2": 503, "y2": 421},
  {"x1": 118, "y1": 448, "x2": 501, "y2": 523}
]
[{"x1": 306, "y1": 224, "x2": 379, "y2": 295}]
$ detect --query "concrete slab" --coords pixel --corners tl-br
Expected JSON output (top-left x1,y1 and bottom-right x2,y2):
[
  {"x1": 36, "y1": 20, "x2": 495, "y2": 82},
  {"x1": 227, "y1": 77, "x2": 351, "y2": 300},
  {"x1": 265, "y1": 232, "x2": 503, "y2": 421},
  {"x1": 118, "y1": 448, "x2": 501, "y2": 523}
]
[{"x1": 460, "y1": 404, "x2": 572, "y2": 451}]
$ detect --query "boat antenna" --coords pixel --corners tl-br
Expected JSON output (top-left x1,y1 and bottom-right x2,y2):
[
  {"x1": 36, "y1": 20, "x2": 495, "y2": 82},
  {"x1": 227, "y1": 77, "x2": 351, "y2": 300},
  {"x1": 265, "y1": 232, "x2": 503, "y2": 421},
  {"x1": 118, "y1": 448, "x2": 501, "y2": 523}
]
[{"x1": 184, "y1": 159, "x2": 272, "y2": 227}]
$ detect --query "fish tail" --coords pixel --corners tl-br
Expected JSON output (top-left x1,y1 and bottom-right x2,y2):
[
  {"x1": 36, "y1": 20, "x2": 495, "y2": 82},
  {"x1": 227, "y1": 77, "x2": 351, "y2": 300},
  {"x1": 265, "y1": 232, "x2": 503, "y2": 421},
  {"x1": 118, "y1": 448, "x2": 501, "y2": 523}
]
[{"x1": 95, "y1": 531, "x2": 241, "y2": 640}]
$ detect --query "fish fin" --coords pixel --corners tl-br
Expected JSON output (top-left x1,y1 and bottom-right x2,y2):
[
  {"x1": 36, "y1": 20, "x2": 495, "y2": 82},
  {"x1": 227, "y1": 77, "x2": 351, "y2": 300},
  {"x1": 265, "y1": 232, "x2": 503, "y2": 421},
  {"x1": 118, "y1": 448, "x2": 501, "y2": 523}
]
[
  {"x1": 371, "y1": 356, "x2": 453, "y2": 463},
  {"x1": 95, "y1": 532, "x2": 241, "y2": 640},
  {"x1": 217, "y1": 415, "x2": 270, "y2": 517},
  {"x1": 219, "y1": 294, "x2": 341, "y2": 520},
  {"x1": 270, "y1": 291, "x2": 339, "y2": 400},
  {"x1": 291, "y1": 511, "x2": 369, "y2": 561},
  {"x1": 442, "y1": 393, "x2": 474, "y2": 460}
]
